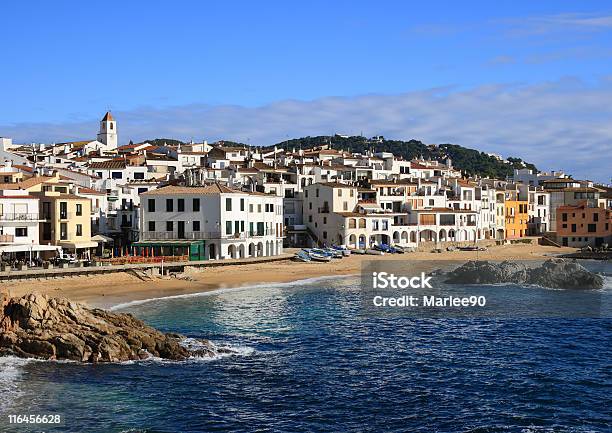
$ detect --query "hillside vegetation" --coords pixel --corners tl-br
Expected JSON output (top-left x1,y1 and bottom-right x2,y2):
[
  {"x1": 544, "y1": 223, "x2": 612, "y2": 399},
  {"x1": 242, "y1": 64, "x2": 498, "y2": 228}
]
[{"x1": 275, "y1": 136, "x2": 537, "y2": 179}]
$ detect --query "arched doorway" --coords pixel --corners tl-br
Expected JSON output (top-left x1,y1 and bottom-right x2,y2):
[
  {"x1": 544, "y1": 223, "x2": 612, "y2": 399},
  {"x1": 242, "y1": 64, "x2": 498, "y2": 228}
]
[
  {"x1": 419, "y1": 230, "x2": 437, "y2": 242},
  {"x1": 228, "y1": 244, "x2": 236, "y2": 259},
  {"x1": 209, "y1": 243, "x2": 216, "y2": 260},
  {"x1": 248, "y1": 243, "x2": 255, "y2": 257},
  {"x1": 238, "y1": 244, "x2": 245, "y2": 258}
]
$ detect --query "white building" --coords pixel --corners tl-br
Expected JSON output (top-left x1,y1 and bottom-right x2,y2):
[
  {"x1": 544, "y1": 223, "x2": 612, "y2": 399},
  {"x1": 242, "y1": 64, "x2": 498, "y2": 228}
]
[
  {"x1": 97, "y1": 112, "x2": 118, "y2": 150},
  {"x1": 139, "y1": 183, "x2": 284, "y2": 260},
  {"x1": 0, "y1": 189, "x2": 58, "y2": 259}
]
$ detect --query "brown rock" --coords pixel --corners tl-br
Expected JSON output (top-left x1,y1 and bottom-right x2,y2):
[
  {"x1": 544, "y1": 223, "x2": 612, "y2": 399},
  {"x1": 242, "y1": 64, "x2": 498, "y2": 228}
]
[{"x1": 0, "y1": 293, "x2": 223, "y2": 363}]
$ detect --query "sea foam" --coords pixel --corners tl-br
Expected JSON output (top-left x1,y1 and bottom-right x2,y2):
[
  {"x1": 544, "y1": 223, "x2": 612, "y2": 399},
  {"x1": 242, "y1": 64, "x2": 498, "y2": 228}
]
[{"x1": 109, "y1": 274, "x2": 352, "y2": 311}]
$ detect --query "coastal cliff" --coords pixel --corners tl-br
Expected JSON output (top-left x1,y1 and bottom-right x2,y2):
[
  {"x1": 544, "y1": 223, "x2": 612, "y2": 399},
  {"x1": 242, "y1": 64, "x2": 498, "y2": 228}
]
[{"x1": 0, "y1": 292, "x2": 224, "y2": 362}]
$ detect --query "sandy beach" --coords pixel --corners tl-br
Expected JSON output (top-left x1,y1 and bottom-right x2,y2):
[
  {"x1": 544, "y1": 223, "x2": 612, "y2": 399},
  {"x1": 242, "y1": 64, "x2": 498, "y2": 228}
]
[{"x1": 0, "y1": 243, "x2": 576, "y2": 309}]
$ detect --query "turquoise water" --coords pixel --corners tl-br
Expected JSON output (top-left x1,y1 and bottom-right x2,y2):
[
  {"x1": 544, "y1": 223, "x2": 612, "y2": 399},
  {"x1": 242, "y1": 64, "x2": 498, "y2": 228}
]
[{"x1": 1, "y1": 268, "x2": 611, "y2": 432}]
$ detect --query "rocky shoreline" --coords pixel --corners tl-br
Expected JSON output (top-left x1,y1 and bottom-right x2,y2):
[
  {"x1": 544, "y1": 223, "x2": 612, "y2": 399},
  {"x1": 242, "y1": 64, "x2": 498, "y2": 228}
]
[
  {"x1": 444, "y1": 259, "x2": 604, "y2": 290},
  {"x1": 0, "y1": 292, "x2": 229, "y2": 362}
]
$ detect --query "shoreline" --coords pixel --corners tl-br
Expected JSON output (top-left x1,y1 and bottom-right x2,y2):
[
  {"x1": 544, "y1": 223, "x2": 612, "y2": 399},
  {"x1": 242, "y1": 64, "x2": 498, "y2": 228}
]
[{"x1": 0, "y1": 244, "x2": 578, "y2": 309}]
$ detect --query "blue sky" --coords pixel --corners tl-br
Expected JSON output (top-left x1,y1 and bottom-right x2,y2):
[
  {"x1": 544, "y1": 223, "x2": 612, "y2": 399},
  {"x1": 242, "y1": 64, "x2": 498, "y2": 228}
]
[{"x1": 1, "y1": 1, "x2": 611, "y2": 181}]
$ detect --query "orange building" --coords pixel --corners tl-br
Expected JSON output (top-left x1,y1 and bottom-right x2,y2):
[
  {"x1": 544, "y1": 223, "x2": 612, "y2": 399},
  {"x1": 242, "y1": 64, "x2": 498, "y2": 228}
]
[
  {"x1": 557, "y1": 202, "x2": 612, "y2": 247},
  {"x1": 505, "y1": 200, "x2": 528, "y2": 239}
]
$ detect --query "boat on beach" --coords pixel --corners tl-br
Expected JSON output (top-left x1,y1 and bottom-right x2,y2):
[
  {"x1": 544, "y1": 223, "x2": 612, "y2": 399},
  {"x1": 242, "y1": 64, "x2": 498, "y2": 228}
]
[
  {"x1": 303, "y1": 249, "x2": 333, "y2": 262},
  {"x1": 331, "y1": 245, "x2": 351, "y2": 257},
  {"x1": 366, "y1": 249, "x2": 384, "y2": 255},
  {"x1": 293, "y1": 250, "x2": 312, "y2": 262}
]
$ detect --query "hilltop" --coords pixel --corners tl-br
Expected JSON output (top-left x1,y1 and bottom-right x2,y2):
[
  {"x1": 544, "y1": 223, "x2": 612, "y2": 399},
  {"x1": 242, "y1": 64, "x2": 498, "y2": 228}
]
[
  {"x1": 142, "y1": 135, "x2": 538, "y2": 179},
  {"x1": 274, "y1": 136, "x2": 537, "y2": 179}
]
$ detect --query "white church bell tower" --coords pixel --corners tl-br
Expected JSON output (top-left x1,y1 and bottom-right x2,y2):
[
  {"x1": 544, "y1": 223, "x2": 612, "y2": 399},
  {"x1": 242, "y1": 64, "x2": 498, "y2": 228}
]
[{"x1": 97, "y1": 111, "x2": 118, "y2": 149}]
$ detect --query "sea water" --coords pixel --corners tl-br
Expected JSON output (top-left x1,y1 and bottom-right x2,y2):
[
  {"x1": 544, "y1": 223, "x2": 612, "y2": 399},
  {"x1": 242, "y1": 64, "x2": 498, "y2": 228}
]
[{"x1": 1, "y1": 264, "x2": 611, "y2": 432}]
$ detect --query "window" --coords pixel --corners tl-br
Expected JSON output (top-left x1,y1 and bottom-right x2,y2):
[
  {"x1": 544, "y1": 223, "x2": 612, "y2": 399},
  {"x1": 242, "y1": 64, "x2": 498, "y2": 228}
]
[
  {"x1": 60, "y1": 223, "x2": 67, "y2": 240},
  {"x1": 134, "y1": 172, "x2": 144, "y2": 180},
  {"x1": 60, "y1": 202, "x2": 68, "y2": 219},
  {"x1": 76, "y1": 224, "x2": 82, "y2": 236},
  {"x1": 148, "y1": 221, "x2": 155, "y2": 231},
  {"x1": 166, "y1": 199, "x2": 173, "y2": 212},
  {"x1": 571, "y1": 224, "x2": 577, "y2": 233},
  {"x1": 148, "y1": 199, "x2": 155, "y2": 212},
  {"x1": 15, "y1": 227, "x2": 27, "y2": 237},
  {"x1": 110, "y1": 123, "x2": 113, "y2": 130},
  {"x1": 178, "y1": 199, "x2": 185, "y2": 212},
  {"x1": 316, "y1": 189, "x2": 319, "y2": 198},
  {"x1": 166, "y1": 221, "x2": 173, "y2": 232},
  {"x1": 193, "y1": 221, "x2": 200, "y2": 231},
  {"x1": 593, "y1": 213, "x2": 599, "y2": 222},
  {"x1": 226, "y1": 221, "x2": 232, "y2": 235},
  {"x1": 226, "y1": 198, "x2": 232, "y2": 211},
  {"x1": 587, "y1": 224, "x2": 596, "y2": 233},
  {"x1": 308, "y1": 215, "x2": 313, "y2": 222},
  {"x1": 338, "y1": 189, "x2": 343, "y2": 197},
  {"x1": 76, "y1": 204, "x2": 82, "y2": 216},
  {"x1": 343, "y1": 202, "x2": 348, "y2": 211},
  {"x1": 193, "y1": 198, "x2": 200, "y2": 211},
  {"x1": 323, "y1": 231, "x2": 327, "y2": 239},
  {"x1": 111, "y1": 172, "x2": 122, "y2": 179},
  {"x1": 323, "y1": 217, "x2": 327, "y2": 224},
  {"x1": 138, "y1": 188, "x2": 147, "y2": 194},
  {"x1": 42, "y1": 223, "x2": 51, "y2": 241},
  {"x1": 249, "y1": 204, "x2": 254, "y2": 212},
  {"x1": 240, "y1": 199, "x2": 245, "y2": 211},
  {"x1": 305, "y1": 190, "x2": 309, "y2": 198}
]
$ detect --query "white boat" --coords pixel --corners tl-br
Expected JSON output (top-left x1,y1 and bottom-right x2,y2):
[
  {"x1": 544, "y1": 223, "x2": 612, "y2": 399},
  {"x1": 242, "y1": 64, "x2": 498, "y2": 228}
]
[
  {"x1": 309, "y1": 251, "x2": 332, "y2": 262},
  {"x1": 294, "y1": 250, "x2": 312, "y2": 262},
  {"x1": 350, "y1": 249, "x2": 366, "y2": 255},
  {"x1": 366, "y1": 249, "x2": 384, "y2": 255}
]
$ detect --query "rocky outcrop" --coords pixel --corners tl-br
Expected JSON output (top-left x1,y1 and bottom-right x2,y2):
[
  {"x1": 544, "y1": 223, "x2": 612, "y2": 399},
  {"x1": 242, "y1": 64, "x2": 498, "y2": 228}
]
[
  {"x1": 444, "y1": 259, "x2": 604, "y2": 290},
  {"x1": 0, "y1": 292, "x2": 228, "y2": 362}
]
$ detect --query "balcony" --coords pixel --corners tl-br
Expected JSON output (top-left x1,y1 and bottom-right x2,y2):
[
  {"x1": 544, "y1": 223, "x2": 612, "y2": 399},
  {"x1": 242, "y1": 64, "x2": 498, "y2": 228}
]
[
  {"x1": 0, "y1": 213, "x2": 40, "y2": 221},
  {"x1": 143, "y1": 229, "x2": 279, "y2": 241},
  {"x1": 248, "y1": 229, "x2": 275, "y2": 237},
  {"x1": 142, "y1": 231, "x2": 219, "y2": 241},
  {"x1": 0, "y1": 234, "x2": 15, "y2": 243}
]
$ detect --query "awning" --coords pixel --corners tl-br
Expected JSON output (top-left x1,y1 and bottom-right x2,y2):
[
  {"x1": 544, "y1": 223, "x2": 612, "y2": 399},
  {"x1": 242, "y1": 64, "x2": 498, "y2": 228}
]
[
  {"x1": 59, "y1": 241, "x2": 98, "y2": 249},
  {"x1": 92, "y1": 234, "x2": 114, "y2": 244},
  {"x1": 0, "y1": 244, "x2": 62, "y2": 254}
]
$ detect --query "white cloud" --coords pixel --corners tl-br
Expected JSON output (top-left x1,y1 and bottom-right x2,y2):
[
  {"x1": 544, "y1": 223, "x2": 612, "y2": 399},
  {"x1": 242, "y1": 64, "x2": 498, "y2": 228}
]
[
  {"x1": 502, "y1": 12, "x2": 612, "y2": 36},
  {"x1": 1, "y1": 79, "x2": 611, "y2": 182}
]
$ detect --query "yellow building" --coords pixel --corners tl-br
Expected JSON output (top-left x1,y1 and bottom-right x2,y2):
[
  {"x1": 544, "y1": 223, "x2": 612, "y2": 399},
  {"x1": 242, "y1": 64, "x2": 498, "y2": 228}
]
[
  {"x1": 504, "y1": 199, "x2": 528, "y2": 239},
  {"x1": 38, "y1": 191, "x2": 96, "y2": 257}
]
